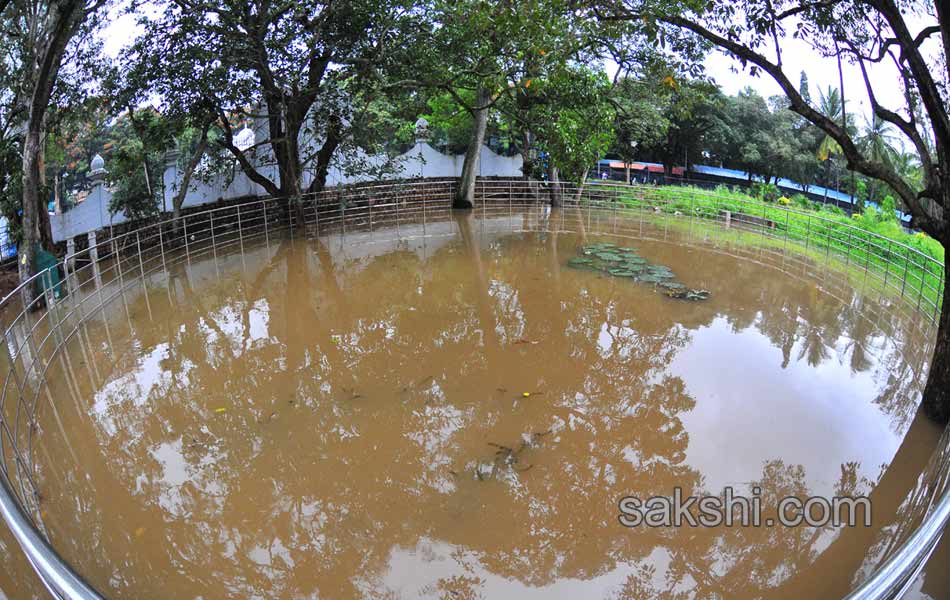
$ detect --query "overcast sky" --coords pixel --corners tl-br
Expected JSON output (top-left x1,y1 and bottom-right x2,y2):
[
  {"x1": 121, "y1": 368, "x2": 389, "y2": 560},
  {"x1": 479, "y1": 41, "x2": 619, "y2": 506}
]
[{"x1": 99, "y1": 4, "x2": 938, "y2": 132}]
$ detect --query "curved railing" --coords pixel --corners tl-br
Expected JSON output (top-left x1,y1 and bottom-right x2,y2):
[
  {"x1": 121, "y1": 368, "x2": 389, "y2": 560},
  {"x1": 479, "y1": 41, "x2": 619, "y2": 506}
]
[{"x1": 0, "y1": 178, "x2": 946, "y2": 599}]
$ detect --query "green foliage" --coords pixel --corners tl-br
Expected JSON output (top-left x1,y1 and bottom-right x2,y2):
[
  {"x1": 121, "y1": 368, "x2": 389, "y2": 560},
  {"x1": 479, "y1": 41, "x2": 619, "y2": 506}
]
[
  {"x1": 610, "y1": 74, "x2": 673, "y2": 163},
  {"x1": 880, "y1": 196, "x2": 899, "y2": 223},
  {"x1": 752, "y1": 182, "x2": 781, "y2": 202},
  {"x1": 421, "y1": 92, "x2": 476, "y2": 154},
  {"x1": 820, "y1": 203, "x2": 844, "y2": 216},
  {"x1": 107, "y1": 109, "x2": 173, "y2": 221},
  {"x1": 612, "y1": 184, "x2": 944, "y2": 305},
  {"x1": 0, "y1": 136, "x2": 22, "y2": 241},
  {"x1": 789, "y1": 193, "x2": 810, "y2": 209},
  {"x1": 532, "y1": 67, "x2": 616, "y2": 182}
]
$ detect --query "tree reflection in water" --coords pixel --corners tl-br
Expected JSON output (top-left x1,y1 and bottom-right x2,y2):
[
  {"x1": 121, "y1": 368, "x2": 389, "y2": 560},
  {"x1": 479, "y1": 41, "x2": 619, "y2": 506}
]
[{"x1": 19, "y1": 209, "x2": 945, "y2": 599}]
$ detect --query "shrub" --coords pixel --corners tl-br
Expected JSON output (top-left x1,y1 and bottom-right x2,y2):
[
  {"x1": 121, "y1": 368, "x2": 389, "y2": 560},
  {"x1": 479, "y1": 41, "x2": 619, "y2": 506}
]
[
  {"x1": 880, "y1": 196, "x2": 899, "y2": 223},
  {"x1": 754, "y1": 183, "x2": 782, "y2": 202},
  {"x1": 787, "y1": 193, "x2": 808, "y2": 208},
  {"x1": 821, "y1": 204, "x2": 845, "y2": 216}
]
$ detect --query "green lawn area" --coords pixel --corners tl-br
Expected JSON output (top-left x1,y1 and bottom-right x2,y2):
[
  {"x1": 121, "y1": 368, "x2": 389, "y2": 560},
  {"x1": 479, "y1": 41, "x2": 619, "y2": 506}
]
[{"x1": 582, "y1": 183, "x2": 946, "y2": 316}]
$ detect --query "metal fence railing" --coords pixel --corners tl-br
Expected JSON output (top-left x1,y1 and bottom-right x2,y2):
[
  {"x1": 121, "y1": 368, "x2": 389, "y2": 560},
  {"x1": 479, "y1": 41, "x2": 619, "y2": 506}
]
[{"x1": 0, "y1": 178, "x2": 946, "y2": 600}]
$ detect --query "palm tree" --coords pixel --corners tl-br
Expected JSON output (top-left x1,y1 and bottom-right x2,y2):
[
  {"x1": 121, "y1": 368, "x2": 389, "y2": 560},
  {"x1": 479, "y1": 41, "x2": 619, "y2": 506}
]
[
  {"x1": 815, "y1": 87, "x2": 843, "y2": 197},
  {"x1": 859, "y1": 115, "x2": 900, "y2": 166},
  {"x1": 859, "y1": 115, "x2": 901, "y2": 202},
  {"x1": 892, "y1": 151, "x2": 922, "y2": 191},
  {"x1": 815, "y1": 86, "x2": 855, "y2": 160}
]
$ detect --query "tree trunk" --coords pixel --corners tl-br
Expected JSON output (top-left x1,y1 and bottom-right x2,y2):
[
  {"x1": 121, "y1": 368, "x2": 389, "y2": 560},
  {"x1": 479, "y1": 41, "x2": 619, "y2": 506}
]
[
  {"x1": 454, "y1": 86, "x2": 490, "y2": 209},
  {"x1": 921, "y1": 254, "x2": 950, "y2": 424},
  {"x1": 520, "y1": 130, "x2": 534, "y2": 180},
  {"x1": 53, "y1": 170, "x2": 62, "y2": 215},
  {"x1": 172, "y1": 123, "x2": 210, "y2": 234},
  {"x1": 625, "y1": 159, "x2": 631, "y2": 184},
  {"x1": 574, "y1": 168, "x2": 590, "y2": 202},
  {"x1": 547, "y1": 163, "x2": 562, "y2": 207},
  {"x1": 277, "y1": 122, "x2": 308, "y2": 227},
  {"x1": 19, "y1": 129, "x2": 42, "y2": 308},
  {"x1": 38, "y1": 200, "x2": 53, "y2": 250},
  {"x1": 307, "y1": 117, "x2": 343, "y2": 196},
  {"x1": 15, "y1": 0, "x2": 87, "y2": 304}
]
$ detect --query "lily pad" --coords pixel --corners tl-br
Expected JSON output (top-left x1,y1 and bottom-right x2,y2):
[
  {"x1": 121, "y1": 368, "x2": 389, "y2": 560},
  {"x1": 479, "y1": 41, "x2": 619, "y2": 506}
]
[
  {"x1": 581, "y1": 243, "x2": 615, "y2": 254},
  {"x1": 567, "y1": 242, "x2": 710, "y2": 302},
  {"x1": 567, "y1": 257, "x2": 594, "y2": 267}
]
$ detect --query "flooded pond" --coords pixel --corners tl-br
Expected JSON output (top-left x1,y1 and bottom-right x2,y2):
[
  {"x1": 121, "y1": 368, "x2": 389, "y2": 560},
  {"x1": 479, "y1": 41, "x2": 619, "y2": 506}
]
[{"x1": 4, "y1": 207, "x2": 948, "y2": 599}]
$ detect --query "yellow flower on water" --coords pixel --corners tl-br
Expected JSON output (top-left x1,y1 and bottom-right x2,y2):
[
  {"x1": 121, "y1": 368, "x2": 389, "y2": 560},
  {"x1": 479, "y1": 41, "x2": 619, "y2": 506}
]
[
  {"x1": 522, "y1": 392, "x2": 531, "y2": 398},
  {"x1": 215, "y1": 408, "x2": 227, "y2": 413}
]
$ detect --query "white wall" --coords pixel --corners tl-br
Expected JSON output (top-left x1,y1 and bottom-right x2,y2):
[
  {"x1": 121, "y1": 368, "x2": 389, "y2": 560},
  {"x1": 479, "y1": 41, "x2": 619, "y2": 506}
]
[{"x1": 51, "y1": 142, "x2": 523, "y2": 243}]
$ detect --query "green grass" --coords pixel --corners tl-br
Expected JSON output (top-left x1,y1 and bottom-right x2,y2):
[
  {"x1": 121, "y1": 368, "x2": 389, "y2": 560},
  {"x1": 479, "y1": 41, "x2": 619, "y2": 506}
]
[{"x1": 583, "y1": 183, "x2": 946, "y2": 313}]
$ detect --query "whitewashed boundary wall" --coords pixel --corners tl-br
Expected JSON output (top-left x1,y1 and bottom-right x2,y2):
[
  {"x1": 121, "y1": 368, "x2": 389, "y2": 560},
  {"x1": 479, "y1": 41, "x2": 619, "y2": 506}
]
[{"x1": 51, "y1": 141, "x2": 522, "y2": 243}]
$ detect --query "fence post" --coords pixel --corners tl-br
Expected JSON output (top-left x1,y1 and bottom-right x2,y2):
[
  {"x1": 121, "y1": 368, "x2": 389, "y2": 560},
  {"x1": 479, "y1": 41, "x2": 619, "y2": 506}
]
[
  {"x1": 88, "y1": 231, "x2": 101, "y2": 289},
  {"x1": 183, "y1": 217, "x2": 191, "y2": 267},
  {"x1": 262, "y1": 200, "x2": 270, "y2": 248},
  {"x1": 915, "y1": 258, "x2": 926, "y2": 314},
  {"x1": 824, "y1": 220, "x2": 832, "y2": 268},
  {"x1": 900, "y1": 247, "x2": 910, "y2": 299},
  {"x1": 935, "y1": 269, "x2": 944, "y2": 322},
  {"x1": 65, "y1": 239, "x2": 75, "y2": 273},
  {"x1": 135, "y1": 230, "x2": 146, "y2": 282},
  {"x1": 210, "y1": 211, "x2": 219, "y2": 275},
  {"x1": 882, "y1": 240, "x2": 891, "y2": 293},
  {"x1": 804, "y1": 215, "x2": 811, "y2": 254},
  {"x1": 845, "y1": 228, "x2": 852, "y2": 269},
  {"x1": 237, "y1": 203, "x2": 245, "y2": 256},
  {"x1": 158, "y1": 222, "x2": 168, "y2": 278}
]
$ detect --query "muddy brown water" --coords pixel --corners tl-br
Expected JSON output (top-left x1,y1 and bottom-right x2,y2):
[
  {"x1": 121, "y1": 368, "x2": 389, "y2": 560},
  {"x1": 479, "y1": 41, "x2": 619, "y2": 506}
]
[{"x1": 1, "y1": 207, "x2": 948, "y2": 599}]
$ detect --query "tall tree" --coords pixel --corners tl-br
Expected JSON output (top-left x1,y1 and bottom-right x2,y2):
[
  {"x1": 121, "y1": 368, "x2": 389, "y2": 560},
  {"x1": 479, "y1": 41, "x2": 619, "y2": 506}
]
[
  {"x1": 609, "y1": 76, "x2": 670, "y2": 183},
  {"x1": 2, "y1": 0, "x2": 106, "y2": 305},
  {"x1": 127, "y1": 0, "x2": 415, "y2": 220},
  {"x1": 394, "y1": 0, "x2": 616, "y2": 207},
  {"x1": 798, "y1": 70, "x2": 812, "y2": 105}
]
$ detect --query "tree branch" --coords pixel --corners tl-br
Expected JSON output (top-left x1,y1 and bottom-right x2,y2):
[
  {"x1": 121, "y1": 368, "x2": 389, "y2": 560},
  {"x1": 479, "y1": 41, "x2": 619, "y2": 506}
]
[
  {"x1": 216, "y1": 109, "x2": 282, "y2": 198},
  {"x1": 848, "y1": 39, "x2": 934, "y2": 183},
  {"x1": 659, "y1": 14, "x2": 940, "y2": 234},
  {"x1": 863, "y1": 0, "x2": 950, "y2": 148}
]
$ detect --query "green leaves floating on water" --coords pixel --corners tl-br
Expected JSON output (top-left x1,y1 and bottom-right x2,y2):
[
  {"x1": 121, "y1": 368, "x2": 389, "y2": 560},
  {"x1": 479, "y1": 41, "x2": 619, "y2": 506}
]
[
  {"x1": 568, "y1": 242, "x2": 711, "y2": 301},
  {"x1": 567, "y1": 257, "x2": 597, "y2": 270}
]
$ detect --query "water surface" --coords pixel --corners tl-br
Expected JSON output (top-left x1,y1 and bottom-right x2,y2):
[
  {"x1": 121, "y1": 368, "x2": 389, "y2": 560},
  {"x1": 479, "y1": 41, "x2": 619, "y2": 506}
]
[{"x1": 7, "y1": 209, "x2": 947, "y2": 599}]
